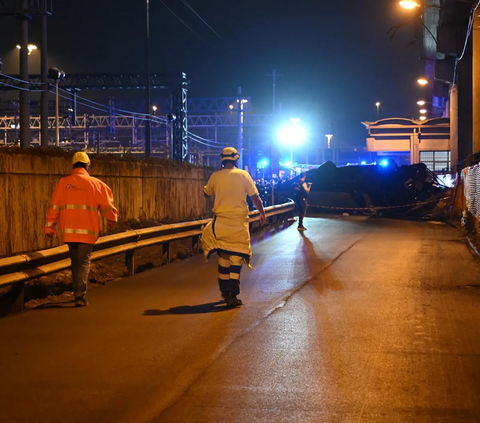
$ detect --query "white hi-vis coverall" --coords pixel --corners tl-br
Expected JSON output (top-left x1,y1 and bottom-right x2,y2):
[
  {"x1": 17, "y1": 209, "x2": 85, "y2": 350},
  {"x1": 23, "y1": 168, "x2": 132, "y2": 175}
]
[{"x1": 201, "y1": 167, "x2": 259, "y2": 267}]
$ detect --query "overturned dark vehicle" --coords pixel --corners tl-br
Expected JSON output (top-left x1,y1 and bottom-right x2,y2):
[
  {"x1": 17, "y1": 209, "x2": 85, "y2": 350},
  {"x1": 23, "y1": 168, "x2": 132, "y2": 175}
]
[{"x1": 275, "y1": 161, "x2": 448, "y2": 216}]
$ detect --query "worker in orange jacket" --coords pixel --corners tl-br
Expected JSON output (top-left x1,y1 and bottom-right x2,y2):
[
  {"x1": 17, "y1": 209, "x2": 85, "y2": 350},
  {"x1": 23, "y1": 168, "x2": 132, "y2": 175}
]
[{"x1": 45, "y1": 152, "x2": 118, "y2": 307}]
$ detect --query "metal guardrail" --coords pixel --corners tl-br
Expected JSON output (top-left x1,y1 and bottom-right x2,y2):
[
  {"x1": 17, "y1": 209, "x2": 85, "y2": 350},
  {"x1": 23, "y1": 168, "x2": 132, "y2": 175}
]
[{"x1": 0, "y1": 200, "x2": 295, "y2": 312}]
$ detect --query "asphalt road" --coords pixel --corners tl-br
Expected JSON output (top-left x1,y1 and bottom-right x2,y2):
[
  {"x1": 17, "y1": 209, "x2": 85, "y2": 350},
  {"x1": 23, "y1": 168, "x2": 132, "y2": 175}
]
[{"x1": 1, "y1": 215, "x2": 480, "y2": 423}]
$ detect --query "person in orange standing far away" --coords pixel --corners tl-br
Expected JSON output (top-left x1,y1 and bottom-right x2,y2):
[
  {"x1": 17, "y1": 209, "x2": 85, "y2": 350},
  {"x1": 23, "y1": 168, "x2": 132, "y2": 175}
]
[{"x1": 45, "y1": 152, "x2": 118, "y2": 307}]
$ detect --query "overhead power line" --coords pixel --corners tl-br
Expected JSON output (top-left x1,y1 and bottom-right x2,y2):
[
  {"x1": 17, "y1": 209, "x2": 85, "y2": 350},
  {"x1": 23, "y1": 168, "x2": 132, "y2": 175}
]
[
  {"x1": 157, "y1": 0, "x2": 204, "y2": 41},
  {"x1": 179, "y1": 0, "x2": 222, "y2": 39}
]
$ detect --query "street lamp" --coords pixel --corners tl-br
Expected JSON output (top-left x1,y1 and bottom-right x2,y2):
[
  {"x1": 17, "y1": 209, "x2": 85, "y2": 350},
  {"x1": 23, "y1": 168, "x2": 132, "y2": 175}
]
[
  {"x1": 417, "y1": 100, "x2": 426, "y2": 106},
  {"x1": 417, "y1": 77, "x2": 429, "y2": 85},
  {"x1": 325, "y1": 134, "x2": 333, "y2": 149},
  {"x1": 419, "y1": 108, "x2": 428, "y2": 114},
  {"x1": 16, "y1": 44, "x2": 37, "y2": 55},
  {"x1": 48, "y1": 67, "x2": 66, "y2": 147},
  {"x1": 399, "y1": 1, "x2": 420, "y2": 9},
  {"x1": 376, "y1": 102, "x2": 381, "y2": 120},
  {"x1": 231, "y1": 95, "x2": 249, "y2": 170},
  {"x1": 419, "y1": 116, "x2": 427, "y2": 121}
]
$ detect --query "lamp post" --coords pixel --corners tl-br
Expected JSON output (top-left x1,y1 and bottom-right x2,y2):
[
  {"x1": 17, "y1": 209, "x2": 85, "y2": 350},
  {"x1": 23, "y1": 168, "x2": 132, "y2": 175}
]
[
  {"x1": 376, "y1": 102, "x2": 381, "y2": 120},
  {"x1": 145, "y1": 0, "x2": 151, "y2": 158},
  {"x1": 48, "y1": 67, "x2": 65, "y2": 147},
  {"x1": 230, "y1": 87, "x2": 249, "y2": 170},
  {"x1": 18, "y1": 8, "x2": 31, "y2": 149}
]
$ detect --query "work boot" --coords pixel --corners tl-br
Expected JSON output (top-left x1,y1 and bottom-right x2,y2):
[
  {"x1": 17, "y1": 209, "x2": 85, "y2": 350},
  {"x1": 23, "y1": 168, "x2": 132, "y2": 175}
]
[
  {"x1": 74, "y1": 296, "x2": 88, "y2": 307},
  {"x1": 223, "y1": 292, "x2": 242, "y2": 308}
]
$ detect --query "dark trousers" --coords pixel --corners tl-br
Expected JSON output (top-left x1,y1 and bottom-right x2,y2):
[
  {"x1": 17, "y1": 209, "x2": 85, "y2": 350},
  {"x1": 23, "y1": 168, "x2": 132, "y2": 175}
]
[
  {"x1": 218, "y1": 252, "x2": 243, "y2": 296},
  {"x1": 67, "y1": 243, "x2": 94, "y2": 298},
  {"x1": 297, "y1": 201, "x2": 308, "y2": 227}
]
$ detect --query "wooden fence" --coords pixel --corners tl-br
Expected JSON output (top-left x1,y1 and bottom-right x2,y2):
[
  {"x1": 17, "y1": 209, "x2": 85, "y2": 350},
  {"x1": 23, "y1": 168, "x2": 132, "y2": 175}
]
[{"x1": 0, "y1": 148, "x2": 213, "y2": 257}]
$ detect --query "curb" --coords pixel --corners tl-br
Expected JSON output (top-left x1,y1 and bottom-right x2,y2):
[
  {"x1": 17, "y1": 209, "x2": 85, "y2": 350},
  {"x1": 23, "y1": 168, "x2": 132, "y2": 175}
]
[{"x1": 466, "y1": 236, "x2": 480, "y2": 259}]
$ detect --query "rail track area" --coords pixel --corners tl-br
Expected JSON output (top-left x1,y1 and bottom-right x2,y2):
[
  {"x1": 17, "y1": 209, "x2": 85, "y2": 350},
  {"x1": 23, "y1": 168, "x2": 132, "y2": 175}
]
[{"x1": 1, "y1": 214, "x2": 480, "y2": 423}]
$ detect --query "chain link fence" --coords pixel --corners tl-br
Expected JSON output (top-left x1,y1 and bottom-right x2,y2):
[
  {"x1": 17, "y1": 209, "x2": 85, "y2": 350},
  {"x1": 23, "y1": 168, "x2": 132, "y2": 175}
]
[{"x1": 461, "y1": 162, "x2": 480, "y2": 235}]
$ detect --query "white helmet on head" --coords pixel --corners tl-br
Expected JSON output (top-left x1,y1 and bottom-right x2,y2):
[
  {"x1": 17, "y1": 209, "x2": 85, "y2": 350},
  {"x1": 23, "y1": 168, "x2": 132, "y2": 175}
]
[{"x1": 220, "y1": 147, "x2": 240, "y2": 161}]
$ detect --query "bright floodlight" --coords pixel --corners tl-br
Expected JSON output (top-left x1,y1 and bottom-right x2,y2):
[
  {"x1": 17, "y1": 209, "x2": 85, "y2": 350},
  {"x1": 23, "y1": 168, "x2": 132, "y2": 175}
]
[
  {"x1": 399, "y1": 1, "x2": 420, "y2": 9},
  {"x1": 417, "y1": 78, "x2": 428, "y2": 86},
  {"x1": 278, "y1": 125, "x2": 306, "y2": 147},
  {"x1": 417, "y1": 100, "x2": 426, "y2": 106},
  {"x1": 380, "y1": 160, "x2": 389, "y2": 167}
]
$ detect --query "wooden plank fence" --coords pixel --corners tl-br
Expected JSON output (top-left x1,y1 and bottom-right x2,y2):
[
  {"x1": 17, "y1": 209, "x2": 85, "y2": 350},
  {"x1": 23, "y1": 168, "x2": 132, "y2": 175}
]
[{"x1": 0, "y1": 148, "x2": 213, "y2": 257}]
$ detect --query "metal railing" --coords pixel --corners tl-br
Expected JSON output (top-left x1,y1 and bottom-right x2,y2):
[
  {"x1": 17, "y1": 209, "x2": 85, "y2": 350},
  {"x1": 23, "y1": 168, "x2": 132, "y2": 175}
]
[{"x1": 0, "y1": 200, "x2": 295, "y2": 312}]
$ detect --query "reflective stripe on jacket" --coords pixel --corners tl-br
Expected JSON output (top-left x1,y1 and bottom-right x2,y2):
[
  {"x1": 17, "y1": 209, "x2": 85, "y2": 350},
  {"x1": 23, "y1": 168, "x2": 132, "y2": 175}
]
[{"x1": 45, "y1": 168, "x2": 118, "y2": 244}]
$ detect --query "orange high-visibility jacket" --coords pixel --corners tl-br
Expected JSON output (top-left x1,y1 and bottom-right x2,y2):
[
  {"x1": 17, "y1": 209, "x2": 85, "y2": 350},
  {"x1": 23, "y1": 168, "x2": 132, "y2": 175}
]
[{"x1": 45, "y1": 168, "x2": 118, "y2": 244}]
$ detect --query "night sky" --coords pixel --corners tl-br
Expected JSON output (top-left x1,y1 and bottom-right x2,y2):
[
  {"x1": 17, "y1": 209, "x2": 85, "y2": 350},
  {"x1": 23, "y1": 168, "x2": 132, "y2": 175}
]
[{"x1": 0, "y1": 0, "x2": 424, "y2": 147}]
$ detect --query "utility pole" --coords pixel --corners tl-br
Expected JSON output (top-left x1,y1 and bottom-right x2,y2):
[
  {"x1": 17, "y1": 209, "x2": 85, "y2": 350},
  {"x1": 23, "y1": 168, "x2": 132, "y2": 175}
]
[
  {"x1": 40, "y1": 0, "x2": 48, "y2": 147},
  {"x1": 145, "y1": 0, "x2": 151, "y2": 157},
  {"x1": 18, "y1": 0, "x2": 30, "y2": 148},
  {"x1": 265, "y1": 69, "x2": 282, "y2": 114},
  {"x1": 237, "y1": 86, "x2": 244, "y2": 170},
  {"x1": 450, "y1": 84, "x2": 458, "y2": 173},
  {"x1": 473, "y1": 11, "x2": 480, "y2": 154}
]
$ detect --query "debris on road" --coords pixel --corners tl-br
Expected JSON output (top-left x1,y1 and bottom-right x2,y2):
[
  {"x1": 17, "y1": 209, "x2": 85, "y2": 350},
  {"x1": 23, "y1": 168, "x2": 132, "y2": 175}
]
[{"x1": 276, "y1": 161, "x2": 448, "y2": 217}]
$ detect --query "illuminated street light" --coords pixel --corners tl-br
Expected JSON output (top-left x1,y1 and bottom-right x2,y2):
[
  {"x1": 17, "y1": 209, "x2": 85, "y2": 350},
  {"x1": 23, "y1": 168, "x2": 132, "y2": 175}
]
[
  {"x1": 16, "y1": 44, "x2": 37, "y2": 55},
  {"x1": 399, "y1": 1, "x2": 420, "y2": 9},
  {"x1": 152, "y1": 105, "x2": 157, "y2": 112},
  {"x1": 417, "y1": 100, "x2": 426, "y2": 106},
  {"x1": 419, "y1": 116, "x2": 427, "y2": 121},
  {"x1": 325, "y1": 134, "x2": 333, "y2": 149},
  {"x1": 376, "y1": 102, "x2": 380, "y2": 120},
  {"x1": 48, "y1": 67, "x2": 66, "y2": 147},
  {"x1": 417, "y1": 78, "x2": 428, "y2": 85},
  {"x1": 419, "y1": 109, "x2": 428, "y2": 114}
]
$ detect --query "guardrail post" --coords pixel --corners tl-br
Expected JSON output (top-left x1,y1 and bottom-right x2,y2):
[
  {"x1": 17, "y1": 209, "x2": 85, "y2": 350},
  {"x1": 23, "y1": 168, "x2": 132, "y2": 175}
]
[
  {"x1": 125, "y1": 250, "x2": 135, "y2": 276},
  {"x1": 10, "y1": 282, "x2": 24, "y2": 313},
  {"x1": 192, "y1": 235, "x2": 200, "y2": 255},
  {"x1": 163, "y1": 241, "x2": 171, "y2": 264}
]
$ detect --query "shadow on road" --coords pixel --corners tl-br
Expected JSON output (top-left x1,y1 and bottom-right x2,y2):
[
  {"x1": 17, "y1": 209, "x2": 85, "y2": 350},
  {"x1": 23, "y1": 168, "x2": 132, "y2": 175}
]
[
  {"x1": 32, "y1": 300, "x2": 76, "y2": 309},
  {"x1": 299, "y1": 232, "x2": 344, "y2": 294},
  {"x1": 143, "y1": 301, "x2": 231, "y2": 315}
]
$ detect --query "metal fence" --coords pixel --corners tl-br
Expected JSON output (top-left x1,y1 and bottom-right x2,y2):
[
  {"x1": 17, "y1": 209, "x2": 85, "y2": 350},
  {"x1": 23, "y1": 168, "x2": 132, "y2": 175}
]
[
  {"x1": 0, "y1": 200, "x2": 295, "y2": 313},
  {"x1": 463, "y1": 165, "x2": 479, "y2": 217}
]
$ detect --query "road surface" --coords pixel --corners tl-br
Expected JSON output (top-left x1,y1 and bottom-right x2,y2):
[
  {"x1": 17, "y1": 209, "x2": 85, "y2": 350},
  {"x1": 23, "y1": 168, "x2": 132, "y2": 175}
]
[{"x1": 1, "y1": 215, "x2": 480, "y2": 422}]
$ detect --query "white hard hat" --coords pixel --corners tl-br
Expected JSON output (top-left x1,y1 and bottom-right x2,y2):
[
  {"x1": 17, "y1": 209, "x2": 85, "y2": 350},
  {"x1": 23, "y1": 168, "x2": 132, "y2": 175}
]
[{"x1": 220, "y1": 147, "x2": 240, "y2": 161}]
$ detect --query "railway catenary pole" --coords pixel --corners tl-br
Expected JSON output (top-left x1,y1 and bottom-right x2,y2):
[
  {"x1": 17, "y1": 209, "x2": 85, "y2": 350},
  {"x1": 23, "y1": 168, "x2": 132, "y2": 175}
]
[{"x1": 145, "y1": 0, "x2": 151, "y2": 157}]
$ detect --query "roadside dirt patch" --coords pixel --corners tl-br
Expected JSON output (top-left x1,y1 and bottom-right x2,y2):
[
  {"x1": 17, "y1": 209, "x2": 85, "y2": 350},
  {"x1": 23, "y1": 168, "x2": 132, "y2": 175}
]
[{"x1": 0, "y1": 239, "x2": 195, "y2": 314}]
